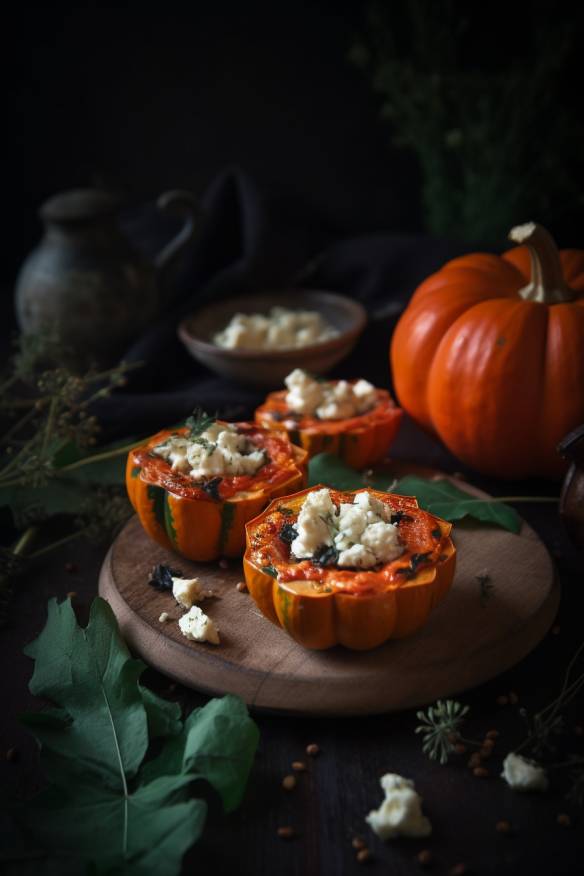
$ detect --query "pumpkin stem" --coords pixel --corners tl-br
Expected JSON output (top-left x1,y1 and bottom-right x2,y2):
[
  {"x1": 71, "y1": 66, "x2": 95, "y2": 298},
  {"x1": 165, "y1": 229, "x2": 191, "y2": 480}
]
[{"x1": 508, "y1": 222, "x2": 575, "y2": 304}]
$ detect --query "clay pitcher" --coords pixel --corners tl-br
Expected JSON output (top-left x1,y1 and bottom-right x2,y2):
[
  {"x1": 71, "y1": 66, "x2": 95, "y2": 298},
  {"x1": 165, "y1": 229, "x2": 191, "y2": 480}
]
[{"x1": 14, "y1": 188, "x2": 197, "y2": 370}]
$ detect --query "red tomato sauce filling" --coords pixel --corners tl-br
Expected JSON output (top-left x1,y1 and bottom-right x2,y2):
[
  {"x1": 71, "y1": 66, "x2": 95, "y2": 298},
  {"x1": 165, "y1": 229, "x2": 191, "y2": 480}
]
[
  {"x1": 248, "y1": 490, "x2": 449, "y2": 595},
  {"x1": 132, "y1": 424, "x2": 301, "y2": 501}
]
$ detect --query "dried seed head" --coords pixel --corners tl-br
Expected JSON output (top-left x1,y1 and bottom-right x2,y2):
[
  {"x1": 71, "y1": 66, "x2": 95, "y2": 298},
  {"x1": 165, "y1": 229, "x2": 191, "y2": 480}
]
[
  {"x1": 282, "y1": 775, "x2": 297, "y2": 791},
  {"x1": 352, "y1": 837, "x2": 366, "y2": 850},
  {"x1": 557, "y1": 813, "x2": 572, "y2": 828},
  {"x1": 496, "y1": 819, "x2": 512, "y2": 834},
  {"x1": 482, "y1": 737, "x2": 496, "y2": 750},
  {"x1": 454, "y1": 743, "x2": 467, "y2": 755},
  {"x1": 306, "y1": 743, "x2": 320, "y2": 756},
  {"x1": 277, "y1": 826, "x2": 295, "y2": 839},
  {"x1": 292, "y1": 760, "x2": 307, "y2": 772},
  {"x1": 479, "y1": 747, "x2": 492, "y2": 760},
  {"x1": 417, "y1": 849, "x2": 433, "y2": 866},
  {"x1": 356, "y1": 848, "x2": 371, "y2": 864},
  {"x1": 473, "y1": 766, "x2": 490, "y2": 778}
]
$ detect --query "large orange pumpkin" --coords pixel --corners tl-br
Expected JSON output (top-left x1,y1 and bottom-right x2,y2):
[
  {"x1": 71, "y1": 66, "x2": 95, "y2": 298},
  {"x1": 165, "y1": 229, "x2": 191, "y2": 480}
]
[{"x1": 390, "y1": 223, "x2": 584, "y2": 479}]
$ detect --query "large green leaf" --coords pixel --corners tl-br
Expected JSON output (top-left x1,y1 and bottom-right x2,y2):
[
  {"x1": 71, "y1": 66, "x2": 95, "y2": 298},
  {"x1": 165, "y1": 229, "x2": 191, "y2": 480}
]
[
  {"x1": 307, "y1": 453, "x2": 521, "y2": 533},
  {"x1": 393, "y1": 475, "x2": 521, "y2": 533},
  {"x1": 140, "y1": 695, "x2": 260, "y2": 813},
  {"x1": 17, "y1": 596, "x2": 260, "y2": 875}
]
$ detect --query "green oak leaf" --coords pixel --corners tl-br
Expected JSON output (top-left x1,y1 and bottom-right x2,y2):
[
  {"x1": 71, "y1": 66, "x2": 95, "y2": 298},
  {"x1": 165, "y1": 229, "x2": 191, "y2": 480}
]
[
  {"x1": 307, "y1": 453, "x2": 521, "y2": 533},
  {"x1": 140, "y1": 695, "x2": 260, "y2": 813},
  {"x1": 16, "y1": 596, "x2": 259, "y2": 876}
]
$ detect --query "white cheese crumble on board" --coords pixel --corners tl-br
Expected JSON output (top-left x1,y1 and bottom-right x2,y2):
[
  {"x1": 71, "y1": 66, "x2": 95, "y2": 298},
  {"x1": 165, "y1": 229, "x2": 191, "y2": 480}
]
[
  {"x1": 213, "y1": 306, "x2": 338, "y2": 350},
  {"x1": 285, "y1": 369, "x2": 377, "y2": 420},
  {"x1": 366, "y1": 774, "x2": 432, "y2": 840},
  {"x1": 153, "y1": 421, "x2": 266, "y2": 479},
  {"x1": 290, "y1": 488, "x2": 403, "y2": 570},
  {"x1": 178, "y1": 605, "x2": 220, "y2": 645},
  {"x1": 172, "y1": 576, "x2": 204, "y2": 609},
  {"x1": 158, "y1": 612, "x2": 170, "y2": 623},
  {"x1": 501, "y1": 753, "x2": 548, "y2": 792}
]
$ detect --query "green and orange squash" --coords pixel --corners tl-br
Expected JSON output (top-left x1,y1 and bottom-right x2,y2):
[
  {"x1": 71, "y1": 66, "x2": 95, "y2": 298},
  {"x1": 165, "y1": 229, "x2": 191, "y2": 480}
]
[
  {"x1": 390, "y1": 222, "x2": 584, "y2": 479},
  {"x1": 126, "y1": 422, "x2": 308, "y2": 561},
  {"x1": 255, "y1": 384, "x2": 402, "y2": 468},
  {"x1": 243, "y1": 485, "x2": 455, "y2": 650}
]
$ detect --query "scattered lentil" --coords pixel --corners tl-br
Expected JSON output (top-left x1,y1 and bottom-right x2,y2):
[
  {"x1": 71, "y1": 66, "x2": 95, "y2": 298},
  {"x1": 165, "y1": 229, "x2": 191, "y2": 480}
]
[
  {"x1": 292, "y1": 760, "x2": 307, "y2": 772},
  {"x1": 417, "y1": 849, "x2": 433, "y2": 867},
  {"x1": 352, "y1": 837, "x2": 366, "y2": 850},
  {"x1": 277, "y1": 826, "x2": 295, "y2": 839},
  {"x1": 356, "y1": 849, "x2": 371, "y2": 864},
  {"x1": 306, "y1": 743, "x2": 320, "y2": 756},
  {"x1": 282, "y1": 775, "x2": 297, "y2": 791}
]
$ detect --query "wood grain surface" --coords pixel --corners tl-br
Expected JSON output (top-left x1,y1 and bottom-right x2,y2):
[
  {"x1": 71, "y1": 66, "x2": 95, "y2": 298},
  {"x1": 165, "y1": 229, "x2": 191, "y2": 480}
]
[{"x1": 99, "y1": 482, "x2": 559, "y2": 716}]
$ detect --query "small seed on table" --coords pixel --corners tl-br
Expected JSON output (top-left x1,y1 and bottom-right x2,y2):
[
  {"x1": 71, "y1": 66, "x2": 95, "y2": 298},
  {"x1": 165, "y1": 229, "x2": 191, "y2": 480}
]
[
  {"x1": 282, "y1": 775, "x2": 296, "y2": 791},
  {"x1": 292, "y1": 760, "x2": 307, "y2": 772},
  {"x1": 356, "y1": 848, "x2": 371, "y2": 864},
  {"x1": 496, "y1": 819, "x2": 512, "y2": 834},
  {"x1": 277, "y1": 826, "x2": 295, "y2": 839},
  {"x1": 236, "y1": 581, "x2": 248, "y2": 592},
  {"x1": 306, "y1": 743, "x2": 320, "y2": 756},
  {"x1": 159, "y1": 612, "x2": 170, "y2": 623},
  {"x1": 352, "y1": 837, "x2": 366, "y2": 850}
]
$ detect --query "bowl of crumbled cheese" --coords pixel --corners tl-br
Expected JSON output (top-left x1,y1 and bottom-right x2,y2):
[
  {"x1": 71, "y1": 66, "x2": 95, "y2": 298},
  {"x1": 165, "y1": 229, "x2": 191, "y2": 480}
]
[{"x1": 178, "y1": 290, "x2": 367, "y2": 387}]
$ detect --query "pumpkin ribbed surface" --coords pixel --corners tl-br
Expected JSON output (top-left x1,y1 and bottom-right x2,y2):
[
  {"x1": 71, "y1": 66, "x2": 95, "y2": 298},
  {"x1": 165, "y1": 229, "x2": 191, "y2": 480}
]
[
  {"x1": 255, "y1": 386, "x2": 402, "y2": 468},
  {"x1": 126, "y1": 423, "x2": 308, "y2": 561},
  {"x1": 243, "y1": 485, "x2": 455, "y2": 650}
]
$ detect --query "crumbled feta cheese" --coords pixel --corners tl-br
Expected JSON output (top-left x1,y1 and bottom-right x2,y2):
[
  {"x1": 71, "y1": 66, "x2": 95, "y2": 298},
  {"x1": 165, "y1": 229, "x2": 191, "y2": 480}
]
[
  {"x1": 501, "y1": 753, "x2": 548, "y2": 793},
  {"x1": 171, "y1": 576, "x2": 203, "y2": 609},
  {"x1": 284, "y1": 369, "x2": 377, "y2": 420},
  {"x1": 366, "y1": 774, "x2": 432, "y2": 840},
  {"x1": 213, "y1": 307, "x2": 338, "y2": 350},
  {"x1": 290, "y1": 487, "x2": 402, "y2": 570},
  {"x1": 158, "y1": 611, "x2": 170, "y2": 623},
  {"x1": 178, "y1": 606, "x2": 220, "y2": 645},
  {"x1": 153, "y1": 421, "x2": 266, "y2": 479}
]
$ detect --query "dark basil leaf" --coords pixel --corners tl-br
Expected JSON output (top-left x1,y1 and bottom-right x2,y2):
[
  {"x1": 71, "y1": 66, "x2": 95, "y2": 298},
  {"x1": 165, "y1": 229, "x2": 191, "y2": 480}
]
[
  {"x1": 148, "y1": 564, "x2": 183, "y2": 592},
  {"x1": 279, "y1": 523, "x2": 298, "y2": 545}
]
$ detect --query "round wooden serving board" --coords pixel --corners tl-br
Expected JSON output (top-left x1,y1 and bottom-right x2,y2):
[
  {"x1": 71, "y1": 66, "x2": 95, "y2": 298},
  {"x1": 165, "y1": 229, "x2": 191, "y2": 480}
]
[{"x1": 99, "y1": 480, "x2": 559, "y2": 716}]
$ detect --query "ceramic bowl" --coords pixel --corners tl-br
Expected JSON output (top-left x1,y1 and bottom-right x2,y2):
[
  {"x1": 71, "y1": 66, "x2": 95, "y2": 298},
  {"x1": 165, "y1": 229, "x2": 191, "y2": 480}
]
[{"x1": 177, "y1": 290, "x2": 367, "y2": 388}]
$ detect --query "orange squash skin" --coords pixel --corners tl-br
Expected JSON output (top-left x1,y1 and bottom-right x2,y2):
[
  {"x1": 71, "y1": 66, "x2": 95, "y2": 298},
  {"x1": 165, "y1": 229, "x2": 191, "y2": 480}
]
[
  {"x1": 390, "y1": 244, "x2": 584, "y2": 479},
  {"x1": 126, "y1": 424, "x2": 308, "y2": 561},
  {"x1": 255, "y1": 386, "x2": 403, "y2": 468},
  {"x1": 243, "y1": 485, "x2": 456, "y2": 650}
]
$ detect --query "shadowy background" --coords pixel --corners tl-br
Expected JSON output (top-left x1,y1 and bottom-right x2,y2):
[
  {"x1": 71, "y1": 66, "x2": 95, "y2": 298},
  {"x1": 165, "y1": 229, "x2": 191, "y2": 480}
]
[{"x1": 5, "y1": 0, "x2": 584, "y2": 301}]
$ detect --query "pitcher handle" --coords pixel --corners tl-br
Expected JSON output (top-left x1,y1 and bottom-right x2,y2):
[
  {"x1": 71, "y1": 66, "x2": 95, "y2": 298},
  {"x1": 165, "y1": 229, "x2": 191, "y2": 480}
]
[{"x1": 155, "y1": 189, "x2": 198, "y2": 292}]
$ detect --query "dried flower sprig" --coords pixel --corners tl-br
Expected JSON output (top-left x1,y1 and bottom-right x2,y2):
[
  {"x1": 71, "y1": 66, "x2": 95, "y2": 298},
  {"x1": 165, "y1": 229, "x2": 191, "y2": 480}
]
[{"x1": 415, "y1": 699, "x2": 470, "y2": 764}]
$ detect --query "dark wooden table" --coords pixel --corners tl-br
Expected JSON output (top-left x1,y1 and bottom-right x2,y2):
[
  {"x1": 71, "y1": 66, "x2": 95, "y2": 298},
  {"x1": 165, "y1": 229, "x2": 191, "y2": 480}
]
[{"x1": 2, "y1": 419, "x2": 583, "y2": 876}]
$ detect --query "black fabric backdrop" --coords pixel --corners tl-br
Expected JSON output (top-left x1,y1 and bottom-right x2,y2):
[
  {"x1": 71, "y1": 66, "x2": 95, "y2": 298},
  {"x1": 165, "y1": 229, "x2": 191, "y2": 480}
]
[{"x1": 98, "y1": 167, "x2": 475, "y2": 437}]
